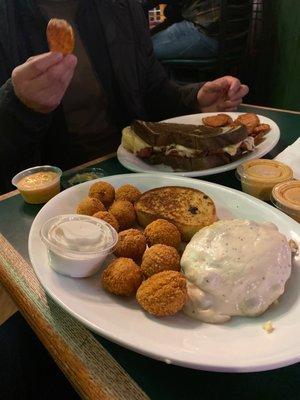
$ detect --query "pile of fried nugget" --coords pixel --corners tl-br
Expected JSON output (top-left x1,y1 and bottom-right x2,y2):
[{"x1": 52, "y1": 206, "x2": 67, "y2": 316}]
[
  {"x1": 76, "y1": 181, "x2": 187, "y2": 318},
  {"x1": 202, "y1": 112, "x2": 271, "y2": 143}
]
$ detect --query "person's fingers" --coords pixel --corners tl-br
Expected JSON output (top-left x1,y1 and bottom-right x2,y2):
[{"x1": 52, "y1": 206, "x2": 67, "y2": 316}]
[
  {"x1": 228, "y1": 85, "x2": 249, "y2": 101},
  {"x1": 201, "y1": 81, "x2": 225, "y2": 94},
  {"x1": 227, "y1": 78, "x2": 241, "y2": 97},
  {"x1": 14, "y1": 54, "x2": 77, "y2": 113},
  {"x1": 224, "y1": 107, "x2": 238, "y2": 112},
  {"x1": 223, "y1": 99, "x2": 242, "y2": 109},
  {"x1": 13, "y1": 52, "x2": 63, "y2": 83},
  {"x1": 30, "y1": 54, "x2": 77, "y2": 92}
]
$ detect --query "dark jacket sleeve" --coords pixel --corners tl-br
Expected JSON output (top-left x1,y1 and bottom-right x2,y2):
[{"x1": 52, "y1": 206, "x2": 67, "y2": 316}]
[
  {"x1": 0, "y1": 79, "x2": 53, "y2": 193},
  {"x1": 132, "y1": 1, "x2": 203, "y2": 120},
  {"x1": 0, "y1": 79, "x2": 52, "y2": 133}
]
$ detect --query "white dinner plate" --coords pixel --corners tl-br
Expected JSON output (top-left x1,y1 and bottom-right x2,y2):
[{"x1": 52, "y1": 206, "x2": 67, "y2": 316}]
[
  {"x1": 29, "y1": 174, "x2": 300, "y2": 372},
  {"x1": 117, "y1": 112, "x2": 280, "y2": 177}
]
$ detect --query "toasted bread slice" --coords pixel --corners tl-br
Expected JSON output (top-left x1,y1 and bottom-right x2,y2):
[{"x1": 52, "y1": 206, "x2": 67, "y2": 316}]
[
  {"x1": 131, "y1": 120, "x2": 247, "y2": 152},
  {"x1": 135, "y1": 186, "x2": 217, "y2": 241}
]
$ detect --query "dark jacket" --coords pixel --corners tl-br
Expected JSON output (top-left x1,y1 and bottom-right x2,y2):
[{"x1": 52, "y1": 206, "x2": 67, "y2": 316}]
[{"x1": 0, "y1": 0, "x2": 201, "y2": 193}]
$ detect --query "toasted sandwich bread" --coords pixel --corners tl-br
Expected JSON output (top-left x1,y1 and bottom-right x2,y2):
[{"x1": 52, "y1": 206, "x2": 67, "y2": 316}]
[
  {"x1": 121, "y1": 122, "x2": 253, "y2": 171},
  {"x1": 131, "y1": 120, "x2": 247, "y2": 152},
  {"x1": 135, "y1": 186, "x2": 217, "y2": 241}
]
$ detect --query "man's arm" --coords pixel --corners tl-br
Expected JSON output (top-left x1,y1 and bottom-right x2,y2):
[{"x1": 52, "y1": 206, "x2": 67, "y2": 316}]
[{"x1": 0, "y1": 52, "x2": 77, "y2": 193}]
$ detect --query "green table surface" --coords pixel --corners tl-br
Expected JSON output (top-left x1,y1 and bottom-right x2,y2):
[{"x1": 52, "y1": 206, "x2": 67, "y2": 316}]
[{"x1": 0, "y1": 105, "x2": 300, "y2": 400}]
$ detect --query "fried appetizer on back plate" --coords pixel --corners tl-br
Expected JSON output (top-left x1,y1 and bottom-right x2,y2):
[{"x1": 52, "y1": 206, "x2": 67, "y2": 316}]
[
  {"x1": 136, "y1": 271, "x2": 187, "y2": 316},
  {"x1": 93, "y1": 211, "x2": 119, "y2": 232},
  {"x1": 101, "y1": 258, "x2": 142, "y2": 296},
  {"x1": 114, "y1": 229, "x2": 147, "y2": 262},
  {"x1": 144, "y1": 219, "x2": 181, "y2": 249},
  {"x1": 235, "y1": 113, "x2": 260, "y2": 134},
  {"x1": 109, "y1": 200, "x2": 136, "y2": 230},
  {"x1": 252, "y1": 123, "x2": 271, "y2": 136},
  {"x1": 141, "y1": 244, "x2": 180, "y2": 278},
  {"x1": 89, "y1": 181, "x2": 115, "y2": 207},
  {"x1": 115, "y1": 184, "x2": 142, "y2": 203},
  {"x1": 202, "y1": 114, "x2": 233, "y2": 127},
  {"x1": 77, "y1": 196, "x2": 106, "y2": 215}
]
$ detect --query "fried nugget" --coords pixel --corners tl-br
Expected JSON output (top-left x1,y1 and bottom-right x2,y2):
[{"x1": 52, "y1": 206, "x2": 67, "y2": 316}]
[
  {"x1": 252, "y1": 123, "x2": 271, "y2": 137},
  {"x1": 114, "y1": 229, "x2": 147, "y2": 261},
  {"x1": 89, "y1": 181, "x2": 115, "y2": 207},
  {"x1": 144, "y1": 219, "x2": 181, "y2": 249},
  {"x1": 141, "y1": 244, "x2": 180, "y2": 278},
  {"x1": 115, "y1": 184, "x2": 142, "y2": 203},
  {"x1": 101, "y1": 258, "x2": 142, "y2": 296},
  {"x1": 46, "y1": 18, "x2": 75, "y2": 55},
  {"x1": 109, "y1": 200, "x2": 136, "y2": 231},
  {"x1": 136, "y1": 271, "x2": 187, "y2": 316},
  {"x1": 93, "y1": 211, "x2": 119, "y2": 232},
  {"x1": 76, "y1": 196, "x2": 105, "y2": 215},
  {"x1": 202, "y1": 114, "x2": 233, "y2": 127},
  {"x1": 235, "y1": 113, "x2": 260, "y2": 134}
]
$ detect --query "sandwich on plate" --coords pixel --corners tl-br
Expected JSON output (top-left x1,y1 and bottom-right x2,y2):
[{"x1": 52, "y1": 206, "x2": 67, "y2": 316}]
[{"x1": 122, "y1": 119, "x2": 255, "y2": 171}]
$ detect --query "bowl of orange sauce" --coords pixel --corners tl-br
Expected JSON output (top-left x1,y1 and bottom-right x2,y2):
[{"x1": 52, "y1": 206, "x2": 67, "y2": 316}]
[
  {"x1": 271, "y1": 180, "x2": 300, "y2": 222},
  {"x1": 236, "y1": 159, "x2": 293, "y2": 201},
  {"x1": 12, "y1": 165, "x2": 62, "y2": 204}
]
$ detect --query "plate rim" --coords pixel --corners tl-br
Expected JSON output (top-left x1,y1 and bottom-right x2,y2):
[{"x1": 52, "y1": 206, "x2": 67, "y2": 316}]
[
  {"x1": 117, "y1": 112, "x2": 280, "y2": 177},
  {"x1": 28, "y1": 173, "x2": 300, "y2": 373}
]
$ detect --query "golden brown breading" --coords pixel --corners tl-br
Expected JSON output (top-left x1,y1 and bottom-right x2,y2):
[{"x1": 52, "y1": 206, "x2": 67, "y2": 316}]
[
  {"x1": 76, "y1": 197, "x2": 106, "y2": 216},
  {"x1": 47, "y1": 18, "x2": 75, "y2": 55},
  {"x1": 114, "y1": 229, "x2": 147, "y2": 261},
  {"x1": 144, "y1": 219, "x2": 181, "y2": 249},
  {"x1": 115, "y1": 184, "x2": 142, "y2": 203},
  {"x1": 235, "y1": 113, "x2": 260, "y2": 134},
  {"x1": 89, "y1": 181, "x2": 115, "y2": 207},
  {"x1": 136, "y1": 271, "x2": 187, "y2": 316},
  {"x1": 202, "y1": 114, "x2": 233, "y2": 127},
  {"x1": 109, "y1": 200, "x2": 136, "y2": 230},
  {"x1": 101, "y1": 258, "x2": 143, "y2": 296},
  {"x1": 93, "y1": 211, "x2": 119, "y2": 232},
  {"x1": 252, "y1": 123, "x2": 271, "y2": 137},
  {"x1": 141, "y1": 244, "x2": 180, "y2": 278}
]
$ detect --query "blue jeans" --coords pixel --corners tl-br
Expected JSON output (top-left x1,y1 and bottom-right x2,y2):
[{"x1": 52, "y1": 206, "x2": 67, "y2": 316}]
[{"x1": 152, "y1": 20, "x2": 218, "y2": 60}]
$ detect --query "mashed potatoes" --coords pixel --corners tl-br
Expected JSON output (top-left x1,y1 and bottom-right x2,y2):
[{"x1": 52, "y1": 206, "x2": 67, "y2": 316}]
[{"x1": 181, "y1": 220, "x2": 292, "y2": 323}]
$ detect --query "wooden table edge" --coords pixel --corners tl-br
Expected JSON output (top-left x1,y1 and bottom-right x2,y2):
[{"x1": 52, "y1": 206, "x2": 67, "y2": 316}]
[{"x1": 0, "y1": 234, "x2": 149, "y2": 400}]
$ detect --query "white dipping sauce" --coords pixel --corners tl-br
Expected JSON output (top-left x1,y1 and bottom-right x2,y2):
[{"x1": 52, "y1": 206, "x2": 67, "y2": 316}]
[
  {"x1": 41, "y1": 214, "x2": 118, "y2": 278},
  {"x1": 49, "y1": 220, "x2": 111, "y2": 252},
  {"x1": 181, "y1": 220, "x2": 292, "y2": 323}
]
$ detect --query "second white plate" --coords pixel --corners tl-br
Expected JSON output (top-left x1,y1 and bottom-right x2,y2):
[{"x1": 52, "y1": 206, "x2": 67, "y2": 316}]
[{"x1": 117, "y1": 112, "x2": 280, "y2": 177}]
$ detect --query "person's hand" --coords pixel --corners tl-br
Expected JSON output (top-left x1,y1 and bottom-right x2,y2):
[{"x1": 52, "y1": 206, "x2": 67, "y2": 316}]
[
  {"x1": 12, "y1": 52, "x2": 77, "y2": 114},
  {"x1": 197, "y1": 76, "x2": 249, "y2": 113}
]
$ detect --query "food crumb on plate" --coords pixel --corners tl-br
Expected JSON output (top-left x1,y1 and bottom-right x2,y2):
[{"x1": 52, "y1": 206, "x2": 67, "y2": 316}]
[{"x1": 262, "y1": 321, "x2": 275, "y2": 334}]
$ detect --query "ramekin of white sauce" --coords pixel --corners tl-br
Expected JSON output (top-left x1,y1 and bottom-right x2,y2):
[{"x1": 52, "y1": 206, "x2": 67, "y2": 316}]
[{"x1": 40, "y1": 214, "x2": 118, "y2": 277}]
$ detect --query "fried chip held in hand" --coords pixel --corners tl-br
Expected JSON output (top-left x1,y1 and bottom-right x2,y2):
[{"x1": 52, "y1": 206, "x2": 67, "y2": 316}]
[{"x1": 47, "y1": 18, "x2": 75, "y2": 55}]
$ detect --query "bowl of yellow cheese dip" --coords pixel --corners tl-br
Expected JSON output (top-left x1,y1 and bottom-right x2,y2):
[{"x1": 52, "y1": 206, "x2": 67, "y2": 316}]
[
  {"x1": 271, "y1": 180, "x2": 300, "y2": 222},
  {"x1": 12, "y1": 165, "x2": 62, "y2": 204},
  {"x1": 236, "y1": 159, "x2": 293, "y2": 201}
]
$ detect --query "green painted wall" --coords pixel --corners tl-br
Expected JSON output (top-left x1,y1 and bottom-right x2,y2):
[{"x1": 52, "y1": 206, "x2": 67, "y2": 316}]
[
  {"x1": 246, "y1": 0, "x2": 300, "y2": 111},
  {"x1": 270, "y1": 0, "x2": 300, "y2": 110}
]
